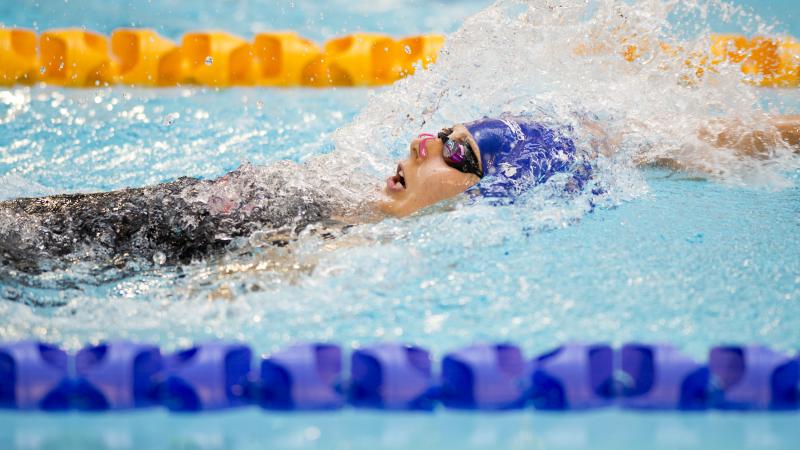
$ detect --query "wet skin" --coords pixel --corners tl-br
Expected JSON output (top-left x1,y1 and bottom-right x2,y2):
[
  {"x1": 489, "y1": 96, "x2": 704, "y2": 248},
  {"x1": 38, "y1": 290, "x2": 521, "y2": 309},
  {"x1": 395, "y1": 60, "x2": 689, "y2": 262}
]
[{"x1": 376, "y1": 124, "x2": 482, "y2": 217}]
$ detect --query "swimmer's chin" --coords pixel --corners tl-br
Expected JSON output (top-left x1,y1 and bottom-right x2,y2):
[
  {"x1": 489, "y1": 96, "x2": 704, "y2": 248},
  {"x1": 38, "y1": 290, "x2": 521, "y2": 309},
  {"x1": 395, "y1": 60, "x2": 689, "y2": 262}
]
[{"x1": 372, "y1": 184, "x2": 413, "y2": 218}]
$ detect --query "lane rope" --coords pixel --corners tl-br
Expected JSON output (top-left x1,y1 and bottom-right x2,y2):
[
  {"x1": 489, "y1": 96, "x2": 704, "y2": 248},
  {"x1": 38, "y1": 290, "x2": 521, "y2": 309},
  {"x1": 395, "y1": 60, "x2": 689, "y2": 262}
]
[
  {"x1": 1, "y1": 28, "x2": 798, "y2": 88},
  {"x1": 1, "y1": 341, "x2": 797, "y2": 412},
  {"x1": 0, "y1": 28, "x2": 444, "y2": 88}
]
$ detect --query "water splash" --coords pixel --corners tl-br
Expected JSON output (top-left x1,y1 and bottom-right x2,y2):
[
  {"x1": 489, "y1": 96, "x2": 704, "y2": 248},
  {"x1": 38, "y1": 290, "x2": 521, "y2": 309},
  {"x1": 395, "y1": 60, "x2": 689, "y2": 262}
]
[
  {"x1": 333, "y1": 0, "x2": 798, "y2": 200},
  {"x1": 1, "y1": 0, "x2": 800, "y2": 352}
]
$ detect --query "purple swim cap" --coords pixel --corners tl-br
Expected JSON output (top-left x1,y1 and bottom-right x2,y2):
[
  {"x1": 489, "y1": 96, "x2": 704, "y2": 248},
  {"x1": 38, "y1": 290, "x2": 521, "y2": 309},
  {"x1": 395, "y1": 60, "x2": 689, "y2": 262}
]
[{"x1": 464, "y1": 116, "x2": 589, "y2": 197}]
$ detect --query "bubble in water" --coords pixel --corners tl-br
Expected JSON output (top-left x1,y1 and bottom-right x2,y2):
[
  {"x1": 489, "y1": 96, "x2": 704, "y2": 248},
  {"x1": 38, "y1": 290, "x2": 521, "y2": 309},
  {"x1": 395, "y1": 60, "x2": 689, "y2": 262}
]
[
  {"x1": 404, "y1": 45, "x2": 412, "y2": 55},
  {"x1": 304, "y1": 427, "x2": 321, "y2": 441},
  {"x1": 152, "y1": 251, "x2": 166, "y2": 265},
  {"x1": 162, "y1": 112, "x2": 180, "y2": 126},
  {"x1": 205, "y1": 56, "x2": 213, "y2": 66},
  {"x1": 39, "y1": 66, "x2": 45, "y2": 74},
  {"x1": 2, "y1": 286, "x2": 21, "y2": 301},
  {"x1": 256, "y1": 100, "x2": 264, "y2": 110}
]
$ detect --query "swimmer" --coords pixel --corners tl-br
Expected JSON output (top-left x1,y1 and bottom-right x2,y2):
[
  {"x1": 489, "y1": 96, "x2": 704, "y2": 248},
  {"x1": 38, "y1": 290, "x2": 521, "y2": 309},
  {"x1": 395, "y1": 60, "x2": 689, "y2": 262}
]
[
  {"x1": 375, "y1": 114, "x2": 800, "y2": 216},
  {"x1": 1, "y1": 114, "x2": 798, "y2": 274}
]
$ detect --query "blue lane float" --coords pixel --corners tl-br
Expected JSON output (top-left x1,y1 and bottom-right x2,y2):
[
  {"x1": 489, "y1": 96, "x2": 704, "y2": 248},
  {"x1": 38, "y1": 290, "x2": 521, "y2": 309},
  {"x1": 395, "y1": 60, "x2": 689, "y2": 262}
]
[
  {"x1": 0, "y1": 340, "x2": 797, "y2": 413},
  {"x1": 529, "y1": 343, "x2": 614, "y2": 410},
  {"x1": 73, "y1": 341, "x2": 162, "y2": 410},
  {"x1": 259, "y1": 343, "x2": 343, "y2": 410},
  {"x1": 160, "y1": 342, "x2": 251, "y2": 411},
  {"x1": 440, "y1": 344, "x2": 528, "y2": 410},
  {"x1": 709, "y1": 345, "x2": 799, "y2": 411},
  {"x1": 350, "y1": 343, "x2": 435, "y2": 410},
  {"x1": 619, "y1": 343, "x2": 709, "y2": 410},
  {"x1": 0, "y1": 341, "x2": 71, "y2": 410}
]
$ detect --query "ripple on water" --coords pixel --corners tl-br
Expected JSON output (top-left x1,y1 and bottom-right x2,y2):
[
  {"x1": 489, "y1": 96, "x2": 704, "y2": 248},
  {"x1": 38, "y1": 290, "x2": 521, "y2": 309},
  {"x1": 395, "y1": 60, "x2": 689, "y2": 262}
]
[{"x1": 0, "y1": 1, "x2": 798, "y2": 355}]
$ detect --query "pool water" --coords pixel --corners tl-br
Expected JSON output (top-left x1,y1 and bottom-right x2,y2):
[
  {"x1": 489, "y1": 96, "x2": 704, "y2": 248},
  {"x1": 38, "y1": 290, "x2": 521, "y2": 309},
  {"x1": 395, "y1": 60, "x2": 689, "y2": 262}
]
[
  {"x1": 1, "y1": 409, "x2": 798, "y2": 450},
  {"x1": 1, "y1": 1, "x2": 800, "y2": 449},
  {"x1": 2, "y1": 85, "x2": 798, "y2": 355}
]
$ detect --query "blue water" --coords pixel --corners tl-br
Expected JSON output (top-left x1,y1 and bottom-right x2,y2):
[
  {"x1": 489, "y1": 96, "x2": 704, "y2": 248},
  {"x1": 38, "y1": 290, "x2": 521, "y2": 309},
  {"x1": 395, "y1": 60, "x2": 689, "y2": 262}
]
[
  {"x1": 2, "y1": 1, "x2": 800, "y2": 449},
  {"x1": 2, "y1": 0, "x2": 799, "y2": 39},
  {"x1": 0, "y1": 0, "x2": 492, "y2": 41},
  {"x1": 1, "y1": 409, "x2": 798, "y2": 450}
]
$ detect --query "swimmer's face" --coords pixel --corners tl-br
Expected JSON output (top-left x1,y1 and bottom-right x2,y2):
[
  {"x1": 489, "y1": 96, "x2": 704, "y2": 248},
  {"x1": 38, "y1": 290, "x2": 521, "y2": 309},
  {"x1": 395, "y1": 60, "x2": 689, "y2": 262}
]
[{"x1": 378, "y1": 124, "x2": 481, "y2": 217}]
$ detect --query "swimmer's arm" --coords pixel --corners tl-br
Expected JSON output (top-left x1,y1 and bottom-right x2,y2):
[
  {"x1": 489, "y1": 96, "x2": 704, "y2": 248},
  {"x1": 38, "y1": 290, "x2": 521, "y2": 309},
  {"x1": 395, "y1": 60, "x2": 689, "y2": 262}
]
[
  {"x1": 698, "y1": 115, "x2": 800, "y2": 156},
  {"x1": 769, "y1": 115, "x2": 800, "y2": 147},
  {"x1": 588, "y1": 115, "x2": 799, "y2": 171},
  {"x1": 640, "y1": 115, "x2": 800, "y2": 172},
  {"x1": 579, "y1": 117, "x2": 621, "y2": 158}
]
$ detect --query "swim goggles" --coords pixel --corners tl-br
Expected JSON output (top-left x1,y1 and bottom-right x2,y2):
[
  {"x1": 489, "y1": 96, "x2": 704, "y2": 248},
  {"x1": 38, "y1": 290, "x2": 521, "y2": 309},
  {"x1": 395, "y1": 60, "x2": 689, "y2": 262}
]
[{"x1": 437, "y1": 129, "x2": 483, "y2": 178}]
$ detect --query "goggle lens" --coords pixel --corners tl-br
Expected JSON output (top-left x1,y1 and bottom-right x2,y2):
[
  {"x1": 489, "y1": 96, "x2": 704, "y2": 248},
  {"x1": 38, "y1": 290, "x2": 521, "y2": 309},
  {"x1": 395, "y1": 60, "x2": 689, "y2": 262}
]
[{"x1": 444, "y1": 139, "x2": 466, "y2": 165}]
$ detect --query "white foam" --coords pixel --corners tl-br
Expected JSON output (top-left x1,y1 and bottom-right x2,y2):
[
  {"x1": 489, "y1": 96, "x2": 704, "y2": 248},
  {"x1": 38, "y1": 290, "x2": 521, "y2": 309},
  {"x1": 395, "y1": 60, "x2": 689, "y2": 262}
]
[
  {"x1": 328, "y1": 0, "x2": 799, "y2": 209},
  {"x1": 0, "y1": 174, "x2": 55, "y2": 201}
]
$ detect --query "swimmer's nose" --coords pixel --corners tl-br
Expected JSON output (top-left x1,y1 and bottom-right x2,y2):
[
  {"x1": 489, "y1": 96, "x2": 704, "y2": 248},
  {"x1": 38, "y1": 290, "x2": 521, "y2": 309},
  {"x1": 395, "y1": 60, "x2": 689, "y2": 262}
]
[
  {"x1": 410, "y1": 138, "x2": 424, "y2": 159},
  {"x1": 416, "y1": 136, "x2": 435, "y2": 158}
]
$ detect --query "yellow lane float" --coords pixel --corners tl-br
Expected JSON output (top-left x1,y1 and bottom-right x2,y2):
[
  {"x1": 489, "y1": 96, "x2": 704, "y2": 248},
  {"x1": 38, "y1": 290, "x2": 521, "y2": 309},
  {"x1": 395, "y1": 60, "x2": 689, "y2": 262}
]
[
  {"x1": 180, "y1": 31, "x2": 253, "y2": 86},
  {"x1": 111, "y1": 29, "x2": 178, "y2": 86},
  {"x1": 40, "y1": 29, "x2": 113, "y2": 87},
  {"x1": 740, "y1": 37, "x2": 799, "y2": 87},
  {"x1": 1, "y1": 27, "x2": 797, "y2": 88},
  {"x1": 621, "y1": 34, "x2": 799, "y2": 87},
  {"x1": 0, "y1": 28, "x2": 37, "y2": 85},
  {"x1": 704, "y1": 34, "x2": 798, "y2": 87},
  {"x1": 252, "y1": 32, "x2": 321, "y2": 86},
  {"x1": 302, "y1": 33, "x2": 400, "y2": 87},
  {"x1": 710, "y1": 34, "x2": 752, "y2": 64},
  {"x1": 396, "y1": 34, "x2": 445, "y2": 77},
  {"x1": 776, "y1": 38, "x2": 800, "y2": 87}
]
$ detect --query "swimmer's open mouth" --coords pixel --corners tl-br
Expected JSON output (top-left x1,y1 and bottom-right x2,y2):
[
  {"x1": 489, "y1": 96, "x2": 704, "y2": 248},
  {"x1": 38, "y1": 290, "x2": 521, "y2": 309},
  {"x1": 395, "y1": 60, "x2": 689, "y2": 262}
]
[{"x1": 386, "y1": 163, "x2": 406, "y2": 192}]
